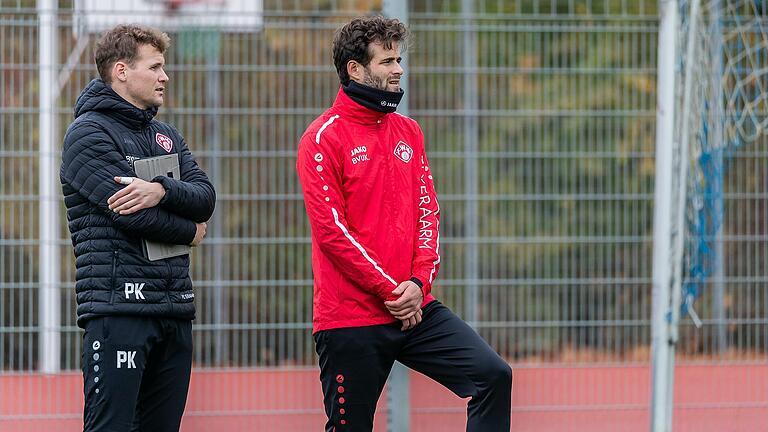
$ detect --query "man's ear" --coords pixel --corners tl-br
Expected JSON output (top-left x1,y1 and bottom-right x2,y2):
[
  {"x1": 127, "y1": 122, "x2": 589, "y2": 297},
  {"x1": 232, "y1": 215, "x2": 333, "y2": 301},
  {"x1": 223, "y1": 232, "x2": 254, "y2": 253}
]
[
  {"x1": 113, "y1": 61, "x2": 128, "y2": 83},
  {"x1": 347, "y1": 60, "x2": 362, "y2": 82}
]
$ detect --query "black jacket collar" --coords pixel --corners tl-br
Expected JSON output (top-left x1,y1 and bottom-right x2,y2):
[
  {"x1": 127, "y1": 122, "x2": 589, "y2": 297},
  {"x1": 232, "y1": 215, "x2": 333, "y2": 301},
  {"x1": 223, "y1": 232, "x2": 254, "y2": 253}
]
[
  {"x1": 342, "y1": 80, "x2": 404, "y2": 114},
  {"x1": 74, "y1": 79, "x2": 157, "y2": 129}
]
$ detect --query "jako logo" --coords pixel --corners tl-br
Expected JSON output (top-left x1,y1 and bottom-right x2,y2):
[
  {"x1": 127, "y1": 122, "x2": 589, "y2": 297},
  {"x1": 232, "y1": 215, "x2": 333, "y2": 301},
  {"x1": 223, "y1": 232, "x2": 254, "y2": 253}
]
[
  {"x1": 394, "y1": 141, "x2": 413, "y2": 163},
  {"x1": 380, "y1": 100, "x2": 397, "y2": 108},
  {"x1": 350, "y1": 146, "x2": 369, "y2": 165},
  {"x1": 124, "y1": 282, "x2": 145, "y2": 300}
]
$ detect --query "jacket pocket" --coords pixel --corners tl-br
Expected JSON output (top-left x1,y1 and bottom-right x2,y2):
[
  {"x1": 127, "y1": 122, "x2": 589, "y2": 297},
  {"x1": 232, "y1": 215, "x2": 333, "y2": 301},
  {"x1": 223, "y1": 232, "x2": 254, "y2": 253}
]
[{"x1": 108, "y1": 251, "x2": 118, "y2": 305}]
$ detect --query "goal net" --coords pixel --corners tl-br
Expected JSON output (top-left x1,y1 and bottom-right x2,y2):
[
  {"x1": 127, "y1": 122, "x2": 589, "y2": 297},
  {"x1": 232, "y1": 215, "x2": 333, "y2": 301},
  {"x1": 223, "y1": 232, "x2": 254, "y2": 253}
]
[{"x1": 673, "y1": 0, "x2": 767, "y2": 335}]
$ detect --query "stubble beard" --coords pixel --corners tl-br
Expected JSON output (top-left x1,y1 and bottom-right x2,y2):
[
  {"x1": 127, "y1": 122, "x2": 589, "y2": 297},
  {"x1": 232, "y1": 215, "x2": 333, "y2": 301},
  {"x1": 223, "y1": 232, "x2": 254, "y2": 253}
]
[{"x1": 363, "y1": 70, "x2": 388, "y2": 91}]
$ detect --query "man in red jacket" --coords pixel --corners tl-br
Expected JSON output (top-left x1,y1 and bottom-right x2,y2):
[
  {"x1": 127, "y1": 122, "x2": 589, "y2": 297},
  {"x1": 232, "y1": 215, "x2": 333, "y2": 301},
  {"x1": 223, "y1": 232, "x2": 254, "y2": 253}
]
[{"x1": 297, "y1": 16, "x2": 512, "y2": 431}]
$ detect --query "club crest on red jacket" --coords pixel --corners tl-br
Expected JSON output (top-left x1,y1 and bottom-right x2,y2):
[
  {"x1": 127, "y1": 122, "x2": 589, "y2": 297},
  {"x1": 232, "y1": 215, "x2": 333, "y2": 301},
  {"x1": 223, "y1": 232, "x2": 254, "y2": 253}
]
[{"x1": 394, "y1": 141, "x2": 413, "y2": 163}]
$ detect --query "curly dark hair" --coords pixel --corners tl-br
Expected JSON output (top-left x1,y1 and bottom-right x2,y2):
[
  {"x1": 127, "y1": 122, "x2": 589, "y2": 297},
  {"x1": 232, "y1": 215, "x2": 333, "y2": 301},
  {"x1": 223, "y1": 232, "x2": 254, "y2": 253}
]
[
  {"x1": 94, "y1": 24, "x2": 170, "y2": 84},
  {"x1": 332, "y1": 16, "x2": 409, "y2": 85}
]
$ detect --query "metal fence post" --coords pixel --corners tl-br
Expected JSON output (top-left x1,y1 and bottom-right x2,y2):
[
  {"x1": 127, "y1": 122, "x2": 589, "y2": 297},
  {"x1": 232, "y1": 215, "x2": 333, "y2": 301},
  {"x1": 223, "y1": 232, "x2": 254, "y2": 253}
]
[
  {"x1": 205, "y1": 32, "x2": 227, "y2": 366},
  {"x1": 383, "y1": 2, "x2": 410, "y2": 431},
  {"x1": 37, "y1": 0, "x2": 61, "y2": 374},
  {"x1": 462, "y1": 0, "x2": 479, "y2": 328}
]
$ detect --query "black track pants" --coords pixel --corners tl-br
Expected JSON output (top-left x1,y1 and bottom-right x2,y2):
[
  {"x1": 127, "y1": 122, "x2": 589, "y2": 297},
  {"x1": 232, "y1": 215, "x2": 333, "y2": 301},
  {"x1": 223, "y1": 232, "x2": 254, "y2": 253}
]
[
  {"x1": 314, "y1": 301, "x2": 512, "y2": 432},
  {"x1": 82, "y1": 316, "x2": 193, "y2": 432}
]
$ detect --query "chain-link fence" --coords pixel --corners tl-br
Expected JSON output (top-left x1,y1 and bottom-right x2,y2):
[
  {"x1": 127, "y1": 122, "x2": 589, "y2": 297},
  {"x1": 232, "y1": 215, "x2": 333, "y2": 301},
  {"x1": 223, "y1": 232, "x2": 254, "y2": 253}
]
[{"x1": 1, "y1": 0, "x2": 766, "y2": 431}]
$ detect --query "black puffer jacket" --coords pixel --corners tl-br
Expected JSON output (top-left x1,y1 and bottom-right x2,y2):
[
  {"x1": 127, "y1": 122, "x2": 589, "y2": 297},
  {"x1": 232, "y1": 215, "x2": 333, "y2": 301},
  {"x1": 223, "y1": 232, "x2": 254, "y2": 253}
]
[{"x1": 60, "y1": 79, "x2": 216, "y2": 328}]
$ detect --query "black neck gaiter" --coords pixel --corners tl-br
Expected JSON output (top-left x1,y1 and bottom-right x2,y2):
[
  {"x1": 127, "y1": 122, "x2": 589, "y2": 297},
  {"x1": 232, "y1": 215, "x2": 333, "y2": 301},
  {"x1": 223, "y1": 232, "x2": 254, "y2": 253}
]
[{"x1": 342, "y1": 80, "x2": 404, "y2": 113}]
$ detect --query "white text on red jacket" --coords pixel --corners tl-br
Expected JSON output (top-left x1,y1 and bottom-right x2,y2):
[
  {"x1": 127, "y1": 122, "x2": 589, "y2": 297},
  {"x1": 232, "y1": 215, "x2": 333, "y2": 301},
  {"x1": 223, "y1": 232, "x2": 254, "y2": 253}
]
[
  {"x1": 418, "y1": 155, "x2": 435, "y2": 249},
  {"x1": 350, "y1": 146, "x2": 369, "y2": 164}
]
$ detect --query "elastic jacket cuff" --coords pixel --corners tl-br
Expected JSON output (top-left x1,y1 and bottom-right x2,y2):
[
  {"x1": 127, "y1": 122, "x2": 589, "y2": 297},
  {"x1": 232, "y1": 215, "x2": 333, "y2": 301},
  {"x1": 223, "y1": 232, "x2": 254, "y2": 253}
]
[
  {"x1": 410, "y1": 276, "x2": 426, "y2": 297},
  {"x1": 152, "y1": 175, "x2": 172, "y2": 206}
]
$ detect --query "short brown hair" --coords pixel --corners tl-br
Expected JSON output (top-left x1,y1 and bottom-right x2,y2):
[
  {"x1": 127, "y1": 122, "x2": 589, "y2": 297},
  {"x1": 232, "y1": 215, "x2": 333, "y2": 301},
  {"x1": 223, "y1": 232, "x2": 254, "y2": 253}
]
[
  {"x1": 94, "y1": 24, "x2": 170, "y2": 84},
  {"x1": 332, "y1": 16, "x2": 408, "y2": 85}
]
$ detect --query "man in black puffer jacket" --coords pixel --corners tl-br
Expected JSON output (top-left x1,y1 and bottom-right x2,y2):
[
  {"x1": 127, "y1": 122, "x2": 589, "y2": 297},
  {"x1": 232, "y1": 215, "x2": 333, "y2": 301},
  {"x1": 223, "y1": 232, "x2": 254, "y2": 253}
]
[{"x1": 60, "y1": 24, "x2": 215, "y2": 432}]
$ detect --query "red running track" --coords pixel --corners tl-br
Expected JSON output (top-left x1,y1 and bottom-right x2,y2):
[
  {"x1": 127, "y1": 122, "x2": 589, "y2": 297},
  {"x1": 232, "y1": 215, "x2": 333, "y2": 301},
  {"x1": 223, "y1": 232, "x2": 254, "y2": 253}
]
[{"x1": 1, "y1": 364, "x2": 766, "y2": 431}]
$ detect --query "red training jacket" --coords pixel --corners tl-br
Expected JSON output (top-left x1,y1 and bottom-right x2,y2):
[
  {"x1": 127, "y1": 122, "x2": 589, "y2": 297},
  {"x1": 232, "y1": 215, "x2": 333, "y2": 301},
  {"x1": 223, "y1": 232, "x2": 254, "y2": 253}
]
[{"x1": 297, "y1": 88, "x2": 441, "y2": 333}]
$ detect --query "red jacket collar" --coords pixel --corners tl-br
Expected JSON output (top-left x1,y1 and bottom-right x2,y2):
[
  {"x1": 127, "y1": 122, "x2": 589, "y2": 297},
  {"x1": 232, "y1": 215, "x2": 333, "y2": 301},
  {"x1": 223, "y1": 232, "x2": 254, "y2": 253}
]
[{"x1": 331, "y1": 87, "x2": 389, "y2": 124}]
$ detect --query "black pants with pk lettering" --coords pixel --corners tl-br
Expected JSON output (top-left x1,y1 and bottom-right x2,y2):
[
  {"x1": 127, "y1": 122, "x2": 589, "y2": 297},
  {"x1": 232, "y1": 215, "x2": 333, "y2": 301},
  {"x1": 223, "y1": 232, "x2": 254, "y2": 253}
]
[
  {"x1": 314, "y1": 301, "x2": 512, "y2": 432},
  {"x1": 81, "y1": 316, "x2": 193, "y2": 432}
]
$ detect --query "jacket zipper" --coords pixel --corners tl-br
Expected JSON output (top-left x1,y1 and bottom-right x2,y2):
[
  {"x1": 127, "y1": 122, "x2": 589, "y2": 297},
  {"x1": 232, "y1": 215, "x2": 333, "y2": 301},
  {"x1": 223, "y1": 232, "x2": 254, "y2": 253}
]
[
  {"x1": 109, "y1": 251, "x2": 118, "y2": 305},
  {"x1": 143, "y1": 125, "x2": 153, "y2": 155}
]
